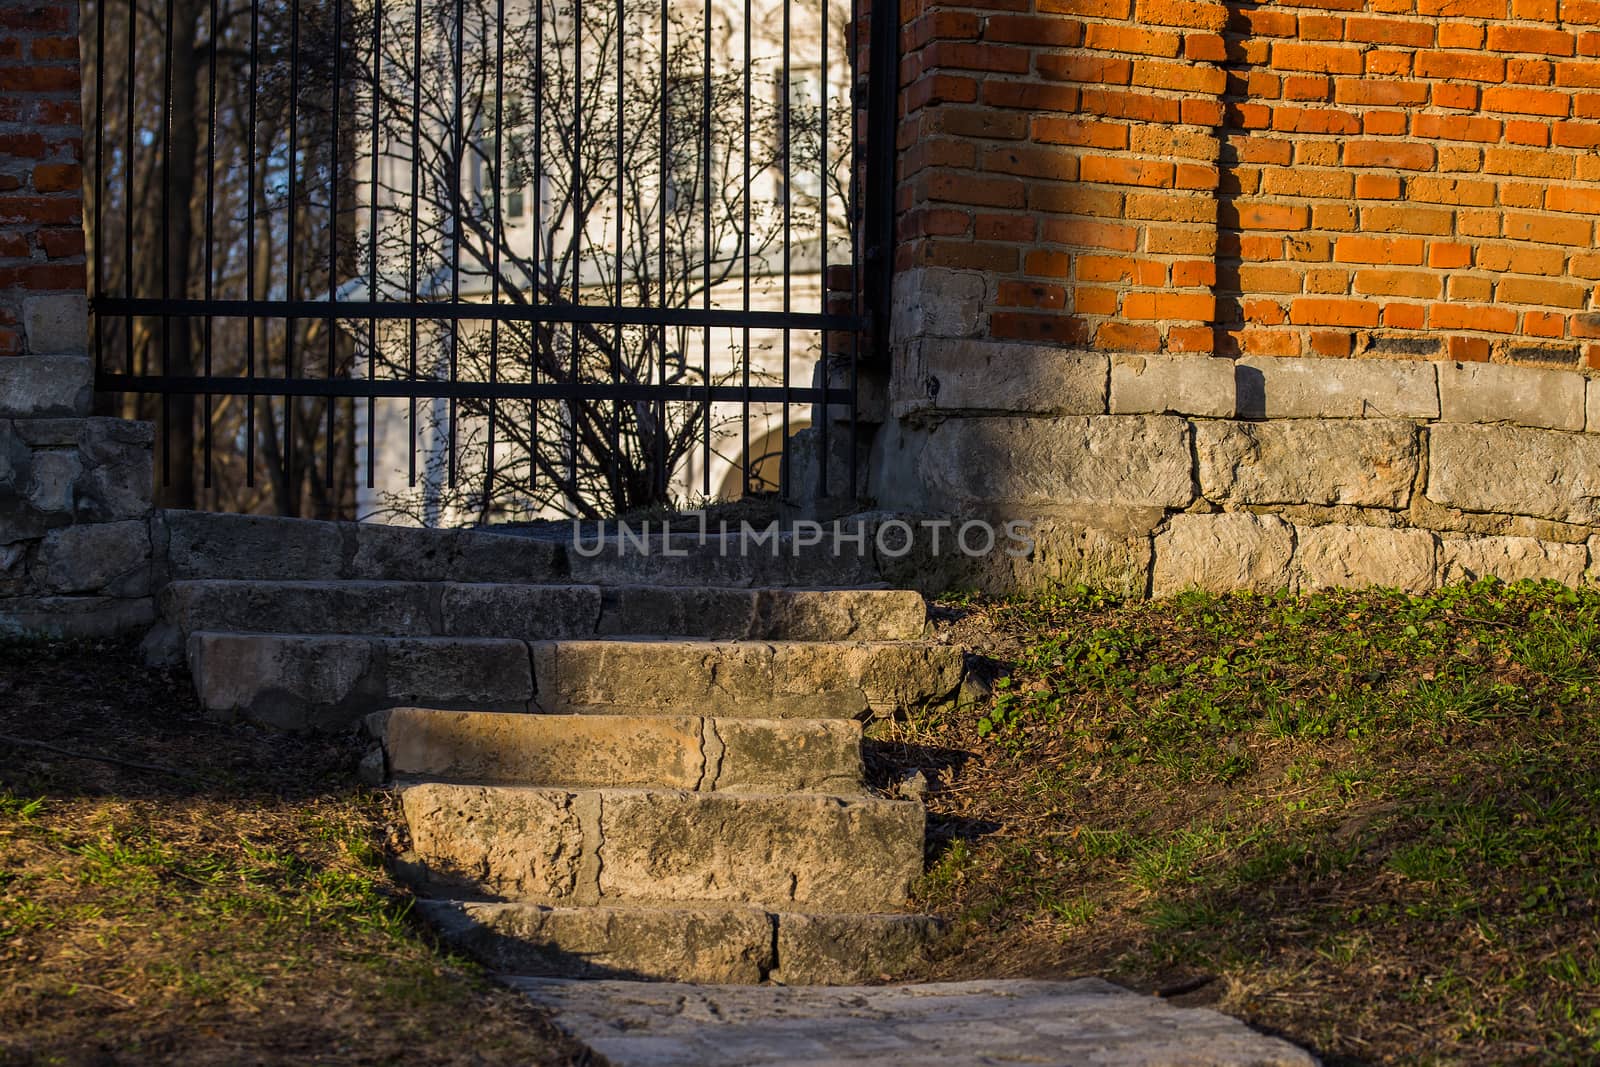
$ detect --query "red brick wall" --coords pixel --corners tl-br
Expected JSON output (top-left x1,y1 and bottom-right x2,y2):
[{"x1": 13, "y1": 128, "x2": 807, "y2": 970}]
[
  {"x1": 896, "y1": 0, "x2": 1600, "y2": 367},
  {"x1": 0, "y1": 0, "x2": 85, "y2": 358}
]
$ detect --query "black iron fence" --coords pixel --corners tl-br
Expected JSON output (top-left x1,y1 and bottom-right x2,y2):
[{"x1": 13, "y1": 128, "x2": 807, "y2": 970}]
[{"x1": 84, "y1": 0, "x2": 894, "y2": 520}]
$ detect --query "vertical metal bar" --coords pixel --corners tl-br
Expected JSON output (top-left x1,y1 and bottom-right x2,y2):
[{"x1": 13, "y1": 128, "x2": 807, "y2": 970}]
[
  {"x1": 92, "y1": 0, "x2": 105, "y2": 375},
  {"x1": 656, "y1": 0, "x2": 667, "y2": 499},
  {"x1": 160, "y1": 0, "x2": 174, "y2": 489},
  {"x1": 124, "y1": 0, "x2": 135, "y2": 377},
  {"x1": 865, "y1": 0, "x2": 896, "y2": 367},
  {"x1": 368, "y1": 0, "x2": 381, "y2": 491},
  {"x1": 245, "y1": 0, "x2": 258, "y2": 486},
  {"x1": 286, "y1": 0, "x2": 302, "y2": 501},
  {"x1": 740, "y1": 0, "x2": 750, "y2": 497},
  {"x1": 569, "y1": 0, "x2": 582, "y2": 501},
  {"x1": 490, "y1": 0, "x2": 506, "y2": 511},
  {"x1": 613, "y1": 0, "x2": 623, "y2": 491},
  {"x1": 329, "y1": 0, "x2": 344, "y2": 491},
  {"x1": 203, "y1": 0, "x2": 219, "y2": 492},
  {"x1": 700, "y1": 0, "x2": 710, "y2": 499},
  {"x1": 849, "y1": 0, "x2": 864, "y2": 495},
  {"x1": 408, "y1": 0, "x2": 421, "y2": 487},
  {"x1": 532, "y1": 0, "x2": 543, "y2": 492},
  {"x1": 778, "y1": 0, "x2": 791, "y2": 500},
  {"x1": 816, "y1": 0, "x2": 830, "y2": 499},
  {"x1": 449, "y1": 0, "x2": 463, "y2": 488}
]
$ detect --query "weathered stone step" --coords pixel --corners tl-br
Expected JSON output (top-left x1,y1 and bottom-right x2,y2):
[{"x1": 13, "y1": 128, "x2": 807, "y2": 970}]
[
  {"x1": 162, "y1": 580, "x2": 925, "y2": 642},
  {"x1": 398, "y1": 782, "x2": 925, "y2": 913},
  {"x1": 533, "y1": 638, "x2": 963, "y2": 719},
  {"x1": 418, "y1": 900, "x2": 940, "y2": 985},
  {"x1": 372, "y1": 708, "x2": 865, "y2": 795},
  {"x1": 188, "y1": 632, "x2": 963, "y2": 731},
  {"x1": 159, "y1": 510, "x2": 883, "y2": 588}
]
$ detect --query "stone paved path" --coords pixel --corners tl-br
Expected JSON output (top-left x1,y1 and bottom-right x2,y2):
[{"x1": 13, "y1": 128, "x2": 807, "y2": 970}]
[{"x1": 506, "y1": 977, "x2": 1320, "y2": 1066}]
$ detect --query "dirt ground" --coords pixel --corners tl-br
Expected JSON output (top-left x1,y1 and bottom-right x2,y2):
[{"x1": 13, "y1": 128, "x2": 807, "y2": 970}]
[{"x1": 0, "y1": 636, "x2": 596, "y2": 1067}]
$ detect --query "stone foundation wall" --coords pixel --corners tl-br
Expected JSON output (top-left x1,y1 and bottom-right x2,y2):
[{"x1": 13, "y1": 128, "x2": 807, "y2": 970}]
[
  {"x1": 0, "y1": 414, "x2": 155, "y2": 636},
  {"x1": 871, "y1": 339, "x2": 1600, "y2": 595}
]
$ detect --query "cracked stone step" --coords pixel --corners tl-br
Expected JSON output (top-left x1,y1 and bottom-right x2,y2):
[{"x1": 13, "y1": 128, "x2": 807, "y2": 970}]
[
  {"x1": 162, "y1": 580, "x2": 926, "y2": 641},
  {"x1": 188, "y1": 632, "x2": 537, "y2": 731},
  {"x1": 188, "y1": 633, "x2": 964, "y2": 731},
  {"x1": 532, "y1": 639, "x2": 964, "y2": 718},
  {"x1": 372, "y1": 708, "x2": 866, "y2": 795},
  {"x1": 160, "y1": 510, "x2": 884, "y2": 587},
  {"x1": 398, "y1": 782, "x2": 925, "y2": 913},
  {"x1": 417, "y1": 900, "x2": 941, "y2": 985}
]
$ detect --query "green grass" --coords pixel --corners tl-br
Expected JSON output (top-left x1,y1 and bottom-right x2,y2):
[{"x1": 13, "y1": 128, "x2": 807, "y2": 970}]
[
  {"x1": 0, "y1": 637, "x2": 589, "y2": 1066},
  {"x1": 909, "y1": 579, "x2": 1600, "y2": 1065}
]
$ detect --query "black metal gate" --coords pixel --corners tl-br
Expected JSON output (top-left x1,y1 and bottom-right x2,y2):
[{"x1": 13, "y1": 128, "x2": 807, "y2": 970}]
[{"x1": 84, "y1": 0, "x2": 895, "y2": 521}]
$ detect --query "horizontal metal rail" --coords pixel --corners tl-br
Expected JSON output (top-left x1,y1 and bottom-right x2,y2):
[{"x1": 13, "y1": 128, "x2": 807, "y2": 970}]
[
  {"x1": 99, "y1": 373, "x2": 851, "y2": 404},
  {"x1": 93, "y1": 296, "x2": 867, "y2": 333}
]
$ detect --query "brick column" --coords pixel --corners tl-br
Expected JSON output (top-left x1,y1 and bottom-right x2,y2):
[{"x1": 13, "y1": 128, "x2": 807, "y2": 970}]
[
  {"x1": 884, "y1": 0, "x2": 1230, "y2": 413},
  {"x1": 1, "y1": 0, "x2": 155, "y2": 638},
  {"x1": 0, "y1": 0, "x2": 90, "y2": 415}
]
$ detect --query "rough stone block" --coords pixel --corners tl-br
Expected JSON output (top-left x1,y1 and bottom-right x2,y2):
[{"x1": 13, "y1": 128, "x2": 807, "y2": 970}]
[
  {"x1": 24, "y1": 450, "x2": 81, "y2": 514},
  {"x1": 1427, "y1": 423, "x2": 1600, "y2": 526},
  {"x1": 74, "y1": 420, "x2": 154, "y2": 522},
  {"x1": 401, "y1": 782, "x2": 587, "y2": 901},
  {"x1": 0, "y1": 356, "x2": 92, "y2": 418},
  {"x1": 890, "y1": 267, "x2": 987, "y2": 347},
  {"x1": 419, "y1": 901, "x2": 776, "y2": 983},
  {"x1": 1151, "y1": 512, "x2": 1294, "y2": 597},
  {"x1": 1237, "y1": 355, "x2": 1439, "y2": 420},
  {"x1": 915, "y1": 416, "x2": 1194, "y2": 510},
  {"x1": 440, "y1": 582, "x2": 601, "y2": 639},
  {"x1": 163, "y1": 580, "x2": 435, "y2": 636},
  {"x1": 36, "y1": 520, "x2": 151, "y2": 596},
  {"x1": 597, "y1": 791, "x2": 924, "y2": 911},
  {"x1": 775, "y1": 913, "x2": 940, "y2": 985},
  {"x1": 1589, "y1": 378, "x2": 1600, "y2": 434},
  {"x1": 594, "y1": 585, "x2": 759, "y2": 637},
  {"x1": 875, "y1": 513, "x2": 1155, "y2": 598},
  {"x1": 1292, "y1": 524, "x2": 1438, "y2": 593},
  {"x1": 188, "y1": 632, "x2": 534, "y2": 730},
  {"x1": 533, "y1": 639, "x2": 963, "y2": 718},
  {"x1": 380, "y1": 636, "x2": 535, "y2": 711},
  {"x1": 1438, "y1": 360, "x2": 1585, "y2": 431},
  {"x1": 903, "y1": 339, "x2": 1108, "y2": 416},
  {"x1": 1196, "y1": 419, "x2": 1418, "y2": 508},
  {"x1": 709, "y1": 718, "x2": 864, "y2": 795},
  {"x1": 1440, "y1": 536, "x2": 1587, "y2": 586},
  {"x1": 22, "y1": 294, "x2": 88, "y2": 355},
  {"x1": 162, "y1": 511, "x2": 348, "y2": 580},
  {"x1": 382, "y1": 709, "x2": 708, "y2": 790},
  {"x1": 1110, "y1": 354, "x2": 1236, "y2": 418},
  {"x1": 752, "y1": 588, "x2": 925, "y2": 642},
  {"x1": 189, "y1": 631, "x2": 376, "y2": 731}
]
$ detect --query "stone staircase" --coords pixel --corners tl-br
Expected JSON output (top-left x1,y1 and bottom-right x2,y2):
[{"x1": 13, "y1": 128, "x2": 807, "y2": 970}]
[{"x1": 155, "y1": 510, "x2": 959, "y2": 983}]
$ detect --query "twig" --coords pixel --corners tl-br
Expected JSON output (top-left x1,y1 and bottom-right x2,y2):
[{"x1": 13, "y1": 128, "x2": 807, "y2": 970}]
[{"x1": 0, "y1": 733, "x2": 202, "y2": 783}]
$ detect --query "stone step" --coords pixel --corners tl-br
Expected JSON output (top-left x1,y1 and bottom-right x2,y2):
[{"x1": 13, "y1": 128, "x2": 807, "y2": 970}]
[
  {"x1": 372, "y1": 708, "x2": 866, "y2": 795},
  {"x1": 158, "y1": 510, "x2": 884, "y2": 588},
  {"x1": 161, "y1": 580, "x2": 926, "y2": 642},
  {"x1": 418, "y1": 900, "x2": 940, "y2": 985},
  {"x1": 533, "y1": 638, "x2": 964, "y2": 719},
  {"x1": 188, "y1": 632, "x2": 963, "y2": 731},
  {"x1": 398, "y1": 782, "x2": 925, "y2": 913}
]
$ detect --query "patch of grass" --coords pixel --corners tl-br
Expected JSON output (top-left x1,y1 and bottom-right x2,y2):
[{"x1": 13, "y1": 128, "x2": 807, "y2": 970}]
[
  {"x1": 898, "y1": 579, "x2": 1600, "y2": 1065},
  {"x1": 0, "y1": 637, "x2": 590, "y2": 1066}
]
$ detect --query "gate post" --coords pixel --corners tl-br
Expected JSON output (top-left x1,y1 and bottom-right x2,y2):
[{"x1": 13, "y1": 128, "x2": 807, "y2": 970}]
[{"x1": 0, "y1": 0, "x2": 156, "y2": 637}]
